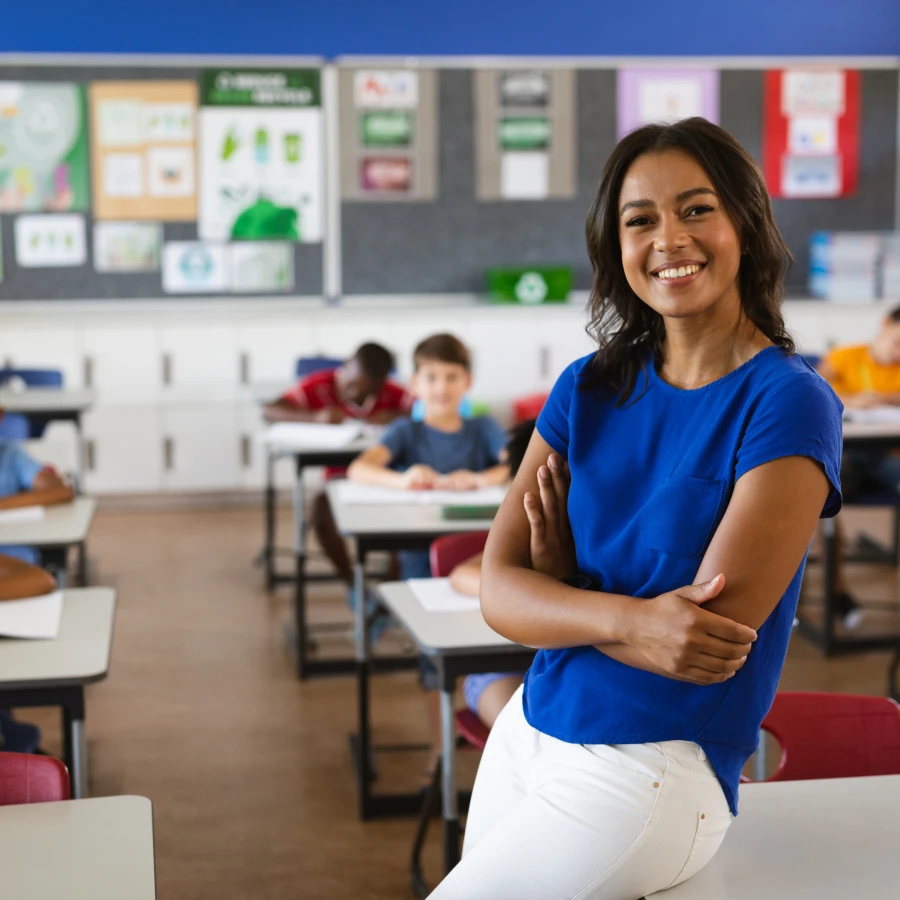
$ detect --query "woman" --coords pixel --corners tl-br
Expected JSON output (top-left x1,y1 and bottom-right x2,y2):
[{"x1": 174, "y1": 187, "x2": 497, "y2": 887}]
[{"x1": 430, "y1": 118, "x2": 842, "y2": 899}]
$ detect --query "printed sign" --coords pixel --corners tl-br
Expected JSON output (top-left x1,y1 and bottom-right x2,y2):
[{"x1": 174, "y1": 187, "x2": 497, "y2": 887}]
[
  {"x1": 360, "y1": 111, "x2": 413, "y2": 147},
  {"x1": 361, "y1": 157, "x2": 413, "y2": 193},
  {"x1": 499, "y1": 71, "x2": 550, "y2": 107},
  {"x1": 354, "y1": 70, "x2": 418, "y2": 109},
  {"x1": 15, "y1": 214, "x2": 86, "y2": 267},
  {"x1": 162, "y1": 241, "x2": 229, "y2": 293},
  {"x1": 498, "y1": 117, "x2": 551, "y2": 151},
  {"x1": 94, "y1": 222, "x2": 161, "y2": 272}
]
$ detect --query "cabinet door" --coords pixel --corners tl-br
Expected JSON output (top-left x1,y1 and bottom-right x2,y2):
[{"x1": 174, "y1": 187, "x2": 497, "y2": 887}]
[
  {"x1": 465, "y1": 311, "x2": 542, "y2": 403},
  {"x1": 160, "y1": 325, "x2": 239, "y2": 402},
  {"x1": 237, "y1": 320, "x2": 317, "y2": 388},
  {"x1": 0, "y1": 326, "x2": 84, "y2": 387},
  {"x1": 162, "y1": 404, "x2": 241, "y2": 491},
  {"x1": 82, "y1": 325, "x2": 161, "y2": 404},
  {"x1": 83, "y1": 406, "x2": 164, "y2": 494},
  {"x1": 533, "y1": 308, "x2": 596, "y2": 390}
]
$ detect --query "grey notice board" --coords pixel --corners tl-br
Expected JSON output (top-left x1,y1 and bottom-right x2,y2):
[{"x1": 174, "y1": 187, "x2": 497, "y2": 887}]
[
  {"x1": 0, "y1": 62, "x2": 323, "y2": 301},
  {"x1": 341, "y1": 68, "x2": 899, "y2": 296}
]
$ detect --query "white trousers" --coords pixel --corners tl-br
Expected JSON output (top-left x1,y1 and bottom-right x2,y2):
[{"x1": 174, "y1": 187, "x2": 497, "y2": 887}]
[{"x1": 430, "y1": 686, "x2": 732, "y2": 900}]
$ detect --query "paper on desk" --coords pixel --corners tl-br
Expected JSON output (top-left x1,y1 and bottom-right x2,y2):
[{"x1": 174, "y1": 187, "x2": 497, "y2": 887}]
[
  {"x1": 0, "y1": 506, "x2": 45, "y2": 524},
  {"x1": 262, "y1": 422, "x2": 365, "y2": 449},
  {"x1": 408, "y1": 578, "x2": 481, "y2": 613},
  {"x1": 843, "y1": 406, "x2": 900, "y2": 424},
  {"x1": 0, "y1": 590, "x2": 63, "y2": 639},
  {"x1": 336, "y1": 481, "x2": 507, "y2": 507}
]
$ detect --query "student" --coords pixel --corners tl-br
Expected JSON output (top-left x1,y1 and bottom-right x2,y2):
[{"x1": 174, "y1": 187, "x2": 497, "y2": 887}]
[
  {"x1": 430, "y1": 119, "x2": 842, "y2": 899},
  {"x1": 817, "y1": 309, "x2": 900, "y2": 625},
  {"x1": 447, "y1": 419, "x2": 535, "y2": 728},
  {"x1": 0, "y1": 435, "x2": 74, "y2": 563},
  {"x1": 263, "y1": 343, "x2": 412, "y2": 591}
]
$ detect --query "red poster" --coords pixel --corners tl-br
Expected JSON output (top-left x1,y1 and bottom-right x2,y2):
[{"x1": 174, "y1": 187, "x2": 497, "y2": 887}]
[{"x1": 763, "y1": 69, "x2": 860, "y2": 199}]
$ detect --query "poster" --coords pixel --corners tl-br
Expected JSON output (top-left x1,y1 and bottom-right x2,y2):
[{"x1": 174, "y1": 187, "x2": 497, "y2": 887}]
[
  {"x1": 501, "y1": 152, "x2": 549, "y2": 199},
  {"x1": 0, "y1": 82, "x2": 89, "y2": 212},
  {"x1": 498, "y1": 117, "x2": 551, "y2": 151},
  {"x1": 90, "y1": 81, "x2": 198, "y2": 221},
  {"x1": 361, "y1": 157, "x2": 413, "y2": 193},
  {"x1": 360, "y1": 111, "x2": 413, "y2": 147},
  {"x1": 230, "y1": 242, "x2": 293, "y2": 292},
  {"x1": 354, "y1": 70, "x2": 418, "y2": 108},
  {"x1": 199, "y1": 68, "x2": 323, "y2": 243},
  {"x1": 162, "y1": 241, "x2": 229, "y2": 293},
  {"x1": 499, "y1": 71, "x2": 550, "y2": 108},
  {"x1": 617, "y1": 69, "x2": 719, "y2": 138},
  {"x1": 763, "y1": 69, "x2": 859, "y2": 199},
  {"x1": 15, "y1": 214, "x2": 86, "y2": 267},
  {"x1": 93, "y1": 222, "x2": 161, "y2": 272}
]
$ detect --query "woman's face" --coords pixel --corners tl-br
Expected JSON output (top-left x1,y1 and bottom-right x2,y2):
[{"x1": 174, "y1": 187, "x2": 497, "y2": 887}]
[{"x1": 617, "y1": 148, "x2": 742, "y2": 322}]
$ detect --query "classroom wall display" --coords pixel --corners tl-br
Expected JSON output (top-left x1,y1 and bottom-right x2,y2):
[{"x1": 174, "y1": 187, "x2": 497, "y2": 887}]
[
  {"x1": 339, "y1": 67, "x2": 439, "y2": 201},
  {"x1": 14, "y1": 213, "x2": 87, "y2": 267},
  {"x1": 93, "y1": 221, "x2": 162, "y2": 272},
  {"x1": 763, "y1": 69, "x2": 860, "y2": 199},
  {"x1": 89, "y1": 81, "x2": 198, "y2": 221},
  {"x1": 198, "y1": 68, "x2": 323, "y2": 242},
  {"x1": 230, "y1": 241, "x2": 294, "y2": 292},
  {"x1": 473, "y1": 69, "x2": 576, "y2": 201},
  {"x1": 162, "y1": 240, "x2": 229, "y2": 293},
  {"x1": 0, "y1": 82, "x2": 89, "y2": 212},
  {"x1": 617, "y1": 68, "x2": 719, "y2": 138}
]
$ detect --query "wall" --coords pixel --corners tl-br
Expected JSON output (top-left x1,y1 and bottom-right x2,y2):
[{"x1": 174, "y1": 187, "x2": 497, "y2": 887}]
[{"x1": 3, "y1": 1, "x2": 900, "y2": 56}]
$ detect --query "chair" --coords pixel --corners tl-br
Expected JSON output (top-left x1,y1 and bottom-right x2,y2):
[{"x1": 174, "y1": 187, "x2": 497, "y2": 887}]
[
  {"x1": 0, "y1": 751, "x2": 70, "y2": 805},
  {"x1": 746, "y1": 691, "x2": 900, "y2": 783},
  {"x1": 512, "y1": 392, "x2": 548, "y2": 424},
  {"x1": 0, "y1": 369, "x2": 64, "y2": 438},
  {"x1": 294, "y1": 356, "x2": 342, "y2": 379},
  {"x1": 411, "y1": 532, "x2": 491, "y2": 898}
]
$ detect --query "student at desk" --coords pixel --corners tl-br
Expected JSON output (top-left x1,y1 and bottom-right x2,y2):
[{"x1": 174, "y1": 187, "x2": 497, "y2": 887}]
[
  {"x1": 817, "y1": 307, "x2": 900, "y2": 626},
  {"x1": 263, "y1": 343, "x2": 412, "y2": 594}
]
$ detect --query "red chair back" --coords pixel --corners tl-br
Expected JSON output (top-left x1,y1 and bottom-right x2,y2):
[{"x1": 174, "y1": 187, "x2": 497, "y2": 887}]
[
  {"x1": 759, "y1": 691, "x2": 900, "y2": 782},
  {"x1": 455, "y1": 708, "x2": 491, "y2": 750},
  {"x1": 0, "y1": 752, "x2": 70, "y2": 805},
  {"x1": 512, "y1": 393, "x2": 549, "y2": 424},
  {"x1": 430, "y1": 532, "x2": 490, "y2": 578}
]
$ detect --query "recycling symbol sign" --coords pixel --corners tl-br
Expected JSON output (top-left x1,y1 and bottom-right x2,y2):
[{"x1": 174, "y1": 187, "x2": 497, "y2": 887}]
[{"x1": 514, "y1": 272, "x2": 548, "y2": 304}]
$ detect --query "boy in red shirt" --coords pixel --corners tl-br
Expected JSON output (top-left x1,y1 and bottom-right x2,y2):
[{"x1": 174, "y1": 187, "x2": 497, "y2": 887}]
[{"x1": 263, "y1": 343, "x2": 412, "y2": 586}]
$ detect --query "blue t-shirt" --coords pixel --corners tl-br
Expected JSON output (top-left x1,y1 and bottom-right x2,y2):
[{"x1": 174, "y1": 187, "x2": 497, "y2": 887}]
[
  {"x1": 527, "y1": 346, "x2": 843, "y2": 815},
  {"x1": 0, "y1": 440, "x2": 43, "y2": 564}
]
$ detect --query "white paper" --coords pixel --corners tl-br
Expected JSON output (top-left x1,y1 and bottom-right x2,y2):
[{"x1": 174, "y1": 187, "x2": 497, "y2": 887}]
[
  {"x1": 0, "y1": 506, "x2": 45, "y2": 524},
  {"x1": 336, "y1": 481, "x2": 507, "y2": 507},
  {"x1": 146, "y1": 146, "x2": 195, "y2": 197},
  {"x1": 93, "y1": 222, "x2": 161, "y2": 272},
  {"x1": 782, "y1": 155, "x2": 841, "y2": 198},
  {"x1": 141, "y1": 102, "x2": 194, "y2": 142},
  {"x1": 788, "y1": 116, "x2": 838, "y2": 155},
  {"x1": 638, "y1": 77, "x2": 703, "y2": 123},
  {"x1": 14, "y1": 214, "x2": 86, "y2": 267},
  {"x1": 782, "y1": 71, "x2": 845, "y2": 117},
  {"x1": 98, "y1": 99, "x2": 142, "y2": 146},
  {"x1": 230, "y1": 241, "x2": 294, "y2": 292},
  {"x1": 354, "y1": 70, "x2": 419, "y2": 108},
  {"x1": 501, "y1": 152, "x2": 549, "y2": 199},
  {"x1": 0, "y1": 590, "x2": 63, "y2": 639},
  {"x1": 262, "y1": 422, "x2": 365, "y2": 449},
  {"x1": 162, "y1": 241, "x2": 229, "y2": 293},
  {"x1": 407, "y1": 578, "x2": 481, "y2": 613},
  {"x1": 103, "y1": 152, "x2": 144, "y2": 197}
]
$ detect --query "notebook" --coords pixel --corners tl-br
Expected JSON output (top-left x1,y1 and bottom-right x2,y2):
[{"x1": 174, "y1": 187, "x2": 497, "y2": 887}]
[
  {"x1": 407, "y1": 578, "x2": 482, "y2": 613},
  {"x1": 336, "y1": 481, "x2": 507, "y2": 507},
  {"x1": 0, "y1": 590, "x2": 63, "y2": 639}
]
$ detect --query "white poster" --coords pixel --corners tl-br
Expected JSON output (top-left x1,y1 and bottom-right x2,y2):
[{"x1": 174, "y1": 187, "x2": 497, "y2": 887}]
[
  {"x1": 782, "y1": 155, "x2": 842, "y2": 198},
  {"x1": 788, "y1": 115, "x2": 838, "y2": 155},
  {"x1": 98, "y1": 99, "x2": 142, "y2": 146},
  {"x1": 354, "y1": 70, "x2": 418, "y2": 108},
  {"x1": 103, "y1": 152, "x2": 144, "y2": 198},
  {"x1": 230, "y1": 242, "x2": 294, "y2": 292},
  {"x1": 141, "y1": 103, "x2": 194, "y2": 142},
  {"x1": 782, "y1": 71, "x2": 845, "y2": 117},
  {"x1": 638, "y1": 78, "x2": 703, "y2": 124},
  {"x1": 501, "y1": 152, "x2": 549, "y2": 199},
  {"x1": 147, "y1": 146, "x2": 195, "y2": 197},
  {"x1": 94, "y1": 222, "x2": 161, "y2": 272},
  {"x1": 162, "y1": 241, "x2": 229, "y2": 293},
  {"x1": 15, "y1": 214, "x2": 86, "y2": 267},
  {"x1": 198, "y1": 107, "x2": 323, "y2": 242}
]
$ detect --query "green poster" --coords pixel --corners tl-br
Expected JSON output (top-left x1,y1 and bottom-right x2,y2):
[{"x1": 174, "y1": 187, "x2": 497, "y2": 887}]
[
  {"x1": 0, "y1": 83, "x2": 89, "y2": 212},
  {"x1": 486, "y1": 266, "x2": 571, "y2": 305},
  {"x1": 498, "y1": 117, "x2": 551, "y2": 151},
  {"x1": 360, "y1": 111, "x2": 413, "y2": 147},
  {"x1": 200, "y1": 69, "x2": 320, "y2": 108}
]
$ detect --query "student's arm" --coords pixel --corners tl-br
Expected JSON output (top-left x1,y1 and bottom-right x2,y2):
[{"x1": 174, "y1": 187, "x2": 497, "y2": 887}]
[
  {"x1": 0, "y1": 467, "x2": 74, "y2": 510},
  {"x1": 347, "y1": 444, "x2": 441, "y2": 489},
  {"x1": 0, "y1": 554, "x2": 56, "y2": 600},
  {"x1": 263, "y1": 399, "x2": 345, "y2": 424},
  {"x1": 449, "y1": 552, "x2": 483, "y2": 596}
]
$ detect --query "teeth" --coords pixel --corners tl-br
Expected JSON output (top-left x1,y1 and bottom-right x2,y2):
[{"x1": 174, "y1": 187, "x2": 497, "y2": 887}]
[{"x1": 655, "y1": 264, "x2": 703, "y2": 280}]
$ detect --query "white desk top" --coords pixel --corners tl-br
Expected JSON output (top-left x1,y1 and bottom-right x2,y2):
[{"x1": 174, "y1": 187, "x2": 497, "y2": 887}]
[
  {"x1": 0, "y1": 496, "x2": 96, "y2": 546},
  {"x1": 842, "y1": 419, "x2": 900, "y2": 439},
  {"x1": 0, "y1": 587, "x2": 116, "y2": 688},
  {"x1": 0, "y1": 795, "x2": 156, "y2": 899},
  {"x1": 0, "y1": 387, "x2": 95, "y2": 415},
  {"x1": 377, "y1": 580, "x2": 517, "y2": 655},
  {"x1": 327, "y1": 480, "x2": 498, "y2": 538},
  {"x1": 651, "y1": 775, "x2": 900, "y2": 899}
]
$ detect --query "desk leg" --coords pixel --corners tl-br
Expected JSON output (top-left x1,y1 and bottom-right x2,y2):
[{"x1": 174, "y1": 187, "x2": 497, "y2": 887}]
[
  {"x1": 294, "y1": 459, "x2": 309, "y2": 678},
  {"x1": 62, "y1": 690, "x2": 87, "y2": 799},
  {"x1": 440, "y1": 681, "x2": 461, "y2": 873},
  {"x1": 264, "y1": 448, "x2": 277, "y2": 591},
  {"x1": 77, "y1": 542, "x2": 88, "y2": 587},
  {"x1": 354, "y1": 554, "x2": 373, "y2": 819}
]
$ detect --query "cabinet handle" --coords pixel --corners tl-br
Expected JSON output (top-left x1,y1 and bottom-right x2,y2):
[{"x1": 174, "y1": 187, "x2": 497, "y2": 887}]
[
  {"x1": 83, "y1": 356, "x2": 94, "y2": 389},
  {"x1": 241, "y1": 434, "x2": 252, "y2": 468},
  {"x1": 539, "y1": 345, "x2": 550, "y2": 379},
  {"x1": 162, "y1": 353, "x2": 173, "y2": 386},
  {"x1": 85, "y1": 439, "x2": 96, "y2": 472},
  {"x1": 164, "y1": 437, "x2": 174, "y2": 471},
  {"x1": 240, "y1": 352, "x2": 250, "y2": 385}
]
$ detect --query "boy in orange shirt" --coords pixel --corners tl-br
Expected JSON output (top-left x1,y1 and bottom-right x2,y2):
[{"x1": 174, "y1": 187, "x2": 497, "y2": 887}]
[{"x1": 818, "y1": 306, "x2": 900, "y2": 625}]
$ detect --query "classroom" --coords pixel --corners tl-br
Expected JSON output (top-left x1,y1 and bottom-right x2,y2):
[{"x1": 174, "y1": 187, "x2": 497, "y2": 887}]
[{"x1": 0, "y1": 2, "x2": 899, "y2": 898}]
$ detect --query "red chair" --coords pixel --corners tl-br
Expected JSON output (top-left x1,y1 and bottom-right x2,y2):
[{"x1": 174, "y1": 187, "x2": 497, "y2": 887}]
[
  {"x1": 747, "y1": 691, "x2": 900, "y2": 783},
  {"x1": 429, "y1": 531, "x2": 490, "y2": 580},
  {"x1": 512, "y1": 392, "x2": 549, "y2": 424},
  {"x1": 0, "y1": 751, "x2": 70, "y2": 805}
]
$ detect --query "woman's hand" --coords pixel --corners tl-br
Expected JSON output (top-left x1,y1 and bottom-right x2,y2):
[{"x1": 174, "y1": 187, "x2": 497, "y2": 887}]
[
  {"x1": 523, "y1": 453, "x2": 578, "y2": 579},
  {"x1": 627, "y1": 574, "x2": 757, "y2": 685}
]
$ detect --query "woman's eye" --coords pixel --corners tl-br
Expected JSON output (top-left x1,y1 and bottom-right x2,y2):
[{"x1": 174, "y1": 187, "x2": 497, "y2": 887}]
[
  {"x1": 685, "y1": 205, "x2": 714, "y2": 217},
  {"x1": 625, "y1": 216, "x2": 652, "y2": 227}
]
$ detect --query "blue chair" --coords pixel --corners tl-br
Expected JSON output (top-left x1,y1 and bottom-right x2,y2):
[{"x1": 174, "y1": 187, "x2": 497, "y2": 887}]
[
  {"x1": 295, "y1": 356, "x2": 343, "y2": 379},
  {"x1": 0, "y1": 413, "x2": 31, "y2": 441},
  {"x1": 0, "y1": 369, "x2": 64, "y2": 438}
]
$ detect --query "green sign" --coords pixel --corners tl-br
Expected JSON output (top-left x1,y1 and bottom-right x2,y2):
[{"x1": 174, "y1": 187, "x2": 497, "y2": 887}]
[
  {"x1": 498, "y1": 117, "x2": 551, "y2": 151},
  {"x1": 201, "y1": 69, "x2": 321, "y2": 107},
  {"x1": 486, "y1": 267, "x2": 571, "y2": 305},
  {"x1": 361, "y1": 111, "x2": 413, "y2": 147}
]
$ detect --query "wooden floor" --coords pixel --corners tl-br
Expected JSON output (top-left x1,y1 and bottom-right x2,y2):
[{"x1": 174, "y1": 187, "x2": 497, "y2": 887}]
[{"x1": 17, "y1": 504, "x2": 900, "y2": 900}]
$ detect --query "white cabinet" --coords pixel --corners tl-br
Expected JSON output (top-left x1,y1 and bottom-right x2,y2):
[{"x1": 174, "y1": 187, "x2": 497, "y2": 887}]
[
  {"x1": 83, "y1": 406, "x2": 164, "y2": 494},
  {"x1": 465, "y1": 311, "x2": 542, "y2": 401},
  {"x1": 0, "y1": 326, "x2": 84, "y2": 387},
  {"x1": 161, "y1": 404, "x2": 240, "y2": 491},
  {"x1": 237, "y1": 320, "x2": 317, "y2": 386},
  {"x1": 533, "y1": 308, "x2": 596, "y2": 390},
  {"x1": 315, "y1": 314, "x2": 396, "y2": 360},
  {"x1": 159, "y1": 324, "x2": 239, "y2": 402},
  {"x1": 82, "y1": 325, "x2": 160, "y2": 404}
]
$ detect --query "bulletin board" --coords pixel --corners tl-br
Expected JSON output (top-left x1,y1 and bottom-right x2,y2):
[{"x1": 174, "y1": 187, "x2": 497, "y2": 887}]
[{"x1": 0, "y1": 60, "x2": 325, "y2": 301}]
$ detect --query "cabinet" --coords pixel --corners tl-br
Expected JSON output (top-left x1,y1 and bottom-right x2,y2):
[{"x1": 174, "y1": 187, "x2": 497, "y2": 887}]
[
  {"x1": 82, "y1": 325, "x2": 160, "y2": 404},
  {"x1": 159, "y1": 324, "x2": 239, "y2": 402},
  {"x1": 83, "y1": 406, "x2": 163, "y2": 494},
  {"x1": 161, "y1": 404, "x2": 240, "y2": 491},
  {"x1": 0, "y1": 326, "x2": 84, "y2": 387}
]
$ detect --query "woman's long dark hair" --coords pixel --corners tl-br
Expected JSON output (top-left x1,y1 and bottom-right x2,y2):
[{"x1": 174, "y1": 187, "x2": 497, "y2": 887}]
[{"x1": 583, "y1": 117, "x2": 794, "y2": 401}]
